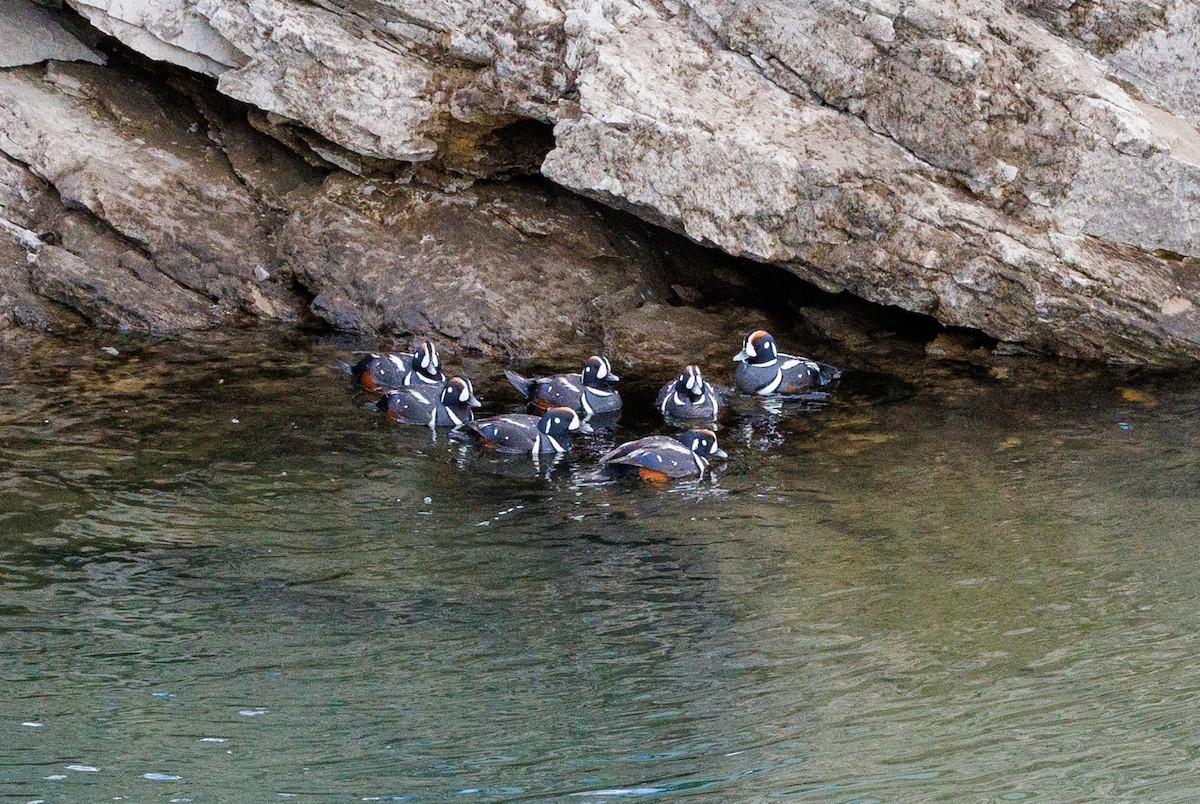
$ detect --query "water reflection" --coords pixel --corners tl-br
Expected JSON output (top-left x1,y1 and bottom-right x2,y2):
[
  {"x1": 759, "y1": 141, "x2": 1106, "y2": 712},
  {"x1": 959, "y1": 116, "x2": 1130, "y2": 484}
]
[{"x1": 2, "y1": 328, "x2": 1200, "y2": 800}]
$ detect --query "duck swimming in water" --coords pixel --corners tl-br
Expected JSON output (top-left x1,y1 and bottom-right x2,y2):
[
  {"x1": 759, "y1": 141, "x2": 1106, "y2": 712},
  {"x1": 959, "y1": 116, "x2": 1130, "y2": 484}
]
[
  {"x1": 733, "y1": 330, "x2": 840, "y2": 395},
  {"x1": 456, "y1": 406, "x2": 592, "y2": 454},
  {"x1": 504, "y1": 355, "x2": 622, "y2": 417},
  {"x1": 599, "y1": 428, "x2": 727, "y2": 480},
  {"x1": 350, "y1": 340, "x2": 444, "y2": 391},
  {"x1": 376, "y1": 376, "x2": 480, "y2": 427},
  {"x1": 656, "y1": 364, "x2": 718, "y2": 422}
]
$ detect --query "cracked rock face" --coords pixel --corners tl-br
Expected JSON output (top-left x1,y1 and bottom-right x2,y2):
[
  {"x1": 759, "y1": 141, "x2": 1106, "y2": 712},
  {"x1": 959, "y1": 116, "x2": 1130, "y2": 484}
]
[
  {"x1": 3, "y1": 0, "x2": 1200, "y2": 364},
  {"x1": 0, "y1": 56, "x2": 737, "y2": 367}
]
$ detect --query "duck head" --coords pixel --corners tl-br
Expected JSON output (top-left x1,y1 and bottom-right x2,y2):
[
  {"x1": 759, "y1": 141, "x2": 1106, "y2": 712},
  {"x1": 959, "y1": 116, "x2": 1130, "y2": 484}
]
[
  {"x1": 440, "y1": 376, "x2": 481, "y2": 408},
  {"x1": 581, "y1": 355, "x2": 620, "y2": 387},
  {"x1": 733, "y1": 330, "x2": 777, "y2": 365},
  {"x1": 413, "y1": 339, "x2": 444, "y2": 384},
  {"x1": 679, "y1": 428, "x2": 727, "y2": 459},
  {"x1": 539, "y1": 406, "x2": 593, "y2": 437},
  {"x1": 674, "y1": 364, "x2": 707, "y2": 401}
]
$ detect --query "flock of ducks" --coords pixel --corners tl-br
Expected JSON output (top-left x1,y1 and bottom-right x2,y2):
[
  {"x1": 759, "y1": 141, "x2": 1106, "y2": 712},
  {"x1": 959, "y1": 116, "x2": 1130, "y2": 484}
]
[{"x1": 344, "y1": 330, "x2": 841, "y2": 480}]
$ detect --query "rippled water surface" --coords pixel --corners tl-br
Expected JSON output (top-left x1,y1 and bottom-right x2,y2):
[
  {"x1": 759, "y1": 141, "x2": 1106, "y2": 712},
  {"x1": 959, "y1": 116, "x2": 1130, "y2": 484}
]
[{"x1": 3, "y1": 327, "x2": 1200, "y2": 801}]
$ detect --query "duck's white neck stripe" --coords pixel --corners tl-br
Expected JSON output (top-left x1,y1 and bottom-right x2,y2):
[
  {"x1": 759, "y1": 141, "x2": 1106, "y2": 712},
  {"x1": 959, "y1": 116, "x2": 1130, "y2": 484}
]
[{"x1": 756, "y1": 368, "x2": 783, "y2": 395}]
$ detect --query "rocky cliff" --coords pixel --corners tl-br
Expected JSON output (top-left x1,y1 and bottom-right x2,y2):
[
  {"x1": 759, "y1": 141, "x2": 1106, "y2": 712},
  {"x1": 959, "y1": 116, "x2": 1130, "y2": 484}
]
[{"x1": 2, "y1": 0, "x2": 1199, "y2": 364}]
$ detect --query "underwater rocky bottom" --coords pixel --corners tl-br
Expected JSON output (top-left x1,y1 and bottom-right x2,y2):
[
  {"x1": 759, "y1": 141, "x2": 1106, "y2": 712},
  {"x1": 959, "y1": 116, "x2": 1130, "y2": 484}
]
[{"x1": 2, "y1": 324, "x2": 1200, "y2": 800}]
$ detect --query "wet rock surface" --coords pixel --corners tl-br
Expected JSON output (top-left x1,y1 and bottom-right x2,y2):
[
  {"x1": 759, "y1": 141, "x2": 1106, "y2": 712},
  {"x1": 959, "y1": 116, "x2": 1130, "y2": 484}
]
[{"x1": 1, "y1": 0, "x2": 1199, "y2": 365}]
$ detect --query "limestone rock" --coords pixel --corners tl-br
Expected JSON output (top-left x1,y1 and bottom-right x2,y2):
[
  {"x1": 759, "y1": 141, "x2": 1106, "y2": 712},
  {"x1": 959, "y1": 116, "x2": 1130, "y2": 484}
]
[
  {"x1": 0, "y1": 0, "x2": 105, "y2": 68},
  {"x1": 6, "y1": 0, "x2": 1200, "y2": 364},
  {"x1": 0, "y1": 54, "x2": 755, "y2": 359},
  {"x1": 1106, "y1": 2, "x2": 1200, "y2": 129},
  {"x1": 67, "y1": 0, "x2": 239, "y2": 77},
  {"x1": 602, "y1": 303, "x2": 749, "y2": 375},
  {"x1": 542, "y1": 0, "x2": 1200, "y2": 362},
  {"x1": 278, "y1": 174, "x2": 679, "y2": 361},
  {"x1": 0, "y1": 62, "x2": 295, "y2": 322}
]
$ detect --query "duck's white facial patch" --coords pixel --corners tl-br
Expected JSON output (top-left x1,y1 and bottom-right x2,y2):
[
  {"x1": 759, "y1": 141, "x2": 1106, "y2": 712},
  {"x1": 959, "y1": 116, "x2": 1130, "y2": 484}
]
[
  {"x1": 595, "y1": 360, "x2": 607, "y2": 380},
  {"x1": 745, "y1": 337, "x2": 757, "y2": 358},
  {"x1": 568, "y1": 412, "x2": 581, "y2": 431},
  {"x1": 458, "y1": 382, "x2": 471, "y2": 403},
  {"x1": 685, "y1": 371, "x2": 697, "y2": 391},
  {"x1": 709, "y1": 439, "x2": 719, "y2": 454}
]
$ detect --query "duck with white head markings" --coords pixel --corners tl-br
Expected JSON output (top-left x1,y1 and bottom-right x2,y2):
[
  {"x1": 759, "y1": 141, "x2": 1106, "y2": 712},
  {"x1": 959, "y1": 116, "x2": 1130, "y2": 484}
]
[
  {"x1": 656, "y1": 364, "x2": 719, "y2": 422},
  {"x1": 347, "y1": 339, "x2": 445, "y2": 391},
  {"x1": 455, "y1": 406, "x2": 593, "y2": 454},
  {"x1": 377, "y1": 375, "x2": 480, "y2": 427},
  {"x1": 600, "y1": 428, "x2": 728, "y2": 480},
  {"x1": 504, "y1": 354, "x2": 622, "y2": 417},
  {"x1": 733, "y1": 330, "x2": 841, "y2": 396}
]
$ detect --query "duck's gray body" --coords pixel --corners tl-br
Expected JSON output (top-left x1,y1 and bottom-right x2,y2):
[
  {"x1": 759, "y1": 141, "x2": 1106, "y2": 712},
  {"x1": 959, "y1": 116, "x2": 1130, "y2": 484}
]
[
  {"x1": 459, "y1": 406, "x2": 588, "y2": 454},
  {"x1": 734, "y1": 356, "x2": 837, "y2": 395},
  {"x1": 655, "y1": 380, "x2": 719, "y2": 421},
  {"x1": 601, "y1": 435, "x2": 717, "y2": 479},
  {"x1": 378, "y1": 379, "x2": 478, "y2": 427},
  {"x1": 733, "y1": 330, "x2": 841, "y2": 396},
  {"x1": 461, "y1": 415, "x2": 571, "y2": 454},
  {"x1": 356, "y1": 352, "x2": 419, "y2": 389},
  {"x1": 350, "y1": 341, "x2": 443, "y2": 391},
  {"x1": 504, "y1": 370, "x2": 621, "y2": 416}
]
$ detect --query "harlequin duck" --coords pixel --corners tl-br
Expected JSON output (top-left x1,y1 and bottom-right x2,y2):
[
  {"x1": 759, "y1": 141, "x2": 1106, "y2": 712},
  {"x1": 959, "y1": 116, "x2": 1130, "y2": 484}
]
[
  {"x1": 656, "y1": 364, "x2": 718, "y2": 421},
  {"x1": 600, "y1": 428, "x2": 727, "y2": 480},
  {"x1": 376, "y1": 376, "x2": 480, "y2": 427},
  {"x1": 733, "y1": 330, "x2": 840, "y2": 395},
  {"x1": 350, "y1": 340, "x2": 444, "y2": 391},
  {"x1": 456, "y1": 406, "x2": 593, "y2": 454},
  {"x1": 504, "y1": 355, "x2": 622, "y2": 417}
]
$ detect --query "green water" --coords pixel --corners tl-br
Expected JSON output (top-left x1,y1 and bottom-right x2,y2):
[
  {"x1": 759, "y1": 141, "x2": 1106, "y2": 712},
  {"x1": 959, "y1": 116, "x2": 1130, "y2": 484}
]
[{"x1": 2, "y1": 328, "x2": 1200, "y2": 801}]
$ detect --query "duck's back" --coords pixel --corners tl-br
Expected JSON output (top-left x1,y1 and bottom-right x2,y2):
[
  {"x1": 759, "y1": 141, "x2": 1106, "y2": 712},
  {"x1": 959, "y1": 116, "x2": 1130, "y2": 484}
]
[
  {"x1": 601, "y1": 436, "x2": 694, "y2": 478},
  {"x1": 467, "y1": 415, "x2": 540, "y2": 452}
]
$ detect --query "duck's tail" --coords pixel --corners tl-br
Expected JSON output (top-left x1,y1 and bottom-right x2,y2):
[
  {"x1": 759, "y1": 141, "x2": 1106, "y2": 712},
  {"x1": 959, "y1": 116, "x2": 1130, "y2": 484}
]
[
  {"x1": 504, "y1": 369, "x2": 534, "y2": 399},
  {"x1": 815, "y1": 361, "x2": 843, "y2": 387}
]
